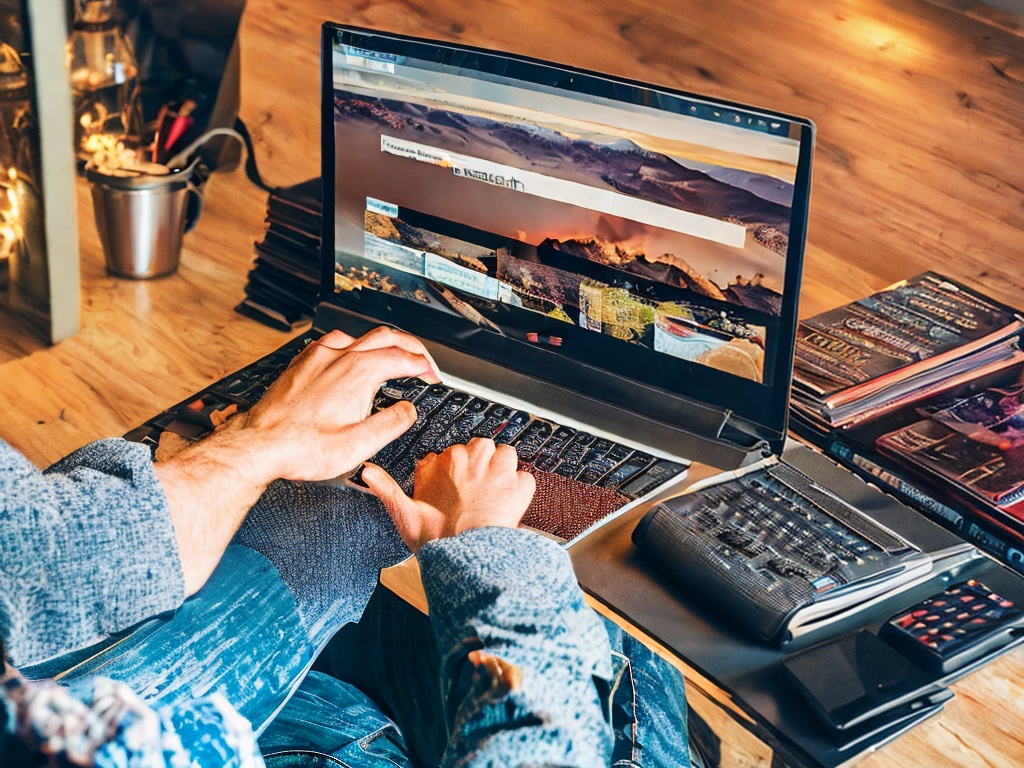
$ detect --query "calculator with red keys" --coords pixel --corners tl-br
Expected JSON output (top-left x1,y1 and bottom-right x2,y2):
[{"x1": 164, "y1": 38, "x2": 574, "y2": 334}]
[{"x1": 881, "y1": 579, "x2": 1024, "y2": 674}]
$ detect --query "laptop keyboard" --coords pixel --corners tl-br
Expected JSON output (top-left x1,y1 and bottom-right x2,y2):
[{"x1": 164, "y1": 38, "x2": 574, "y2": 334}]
[
  {"x1": 351, "y1": 377, "x2": 688, "y2": 501},
  {"x1": 123, "y1": 333, "x2": 317, "y2": 451},
  {"x1": 125, "y1": 333, "x2": 689, "y2": 541}
]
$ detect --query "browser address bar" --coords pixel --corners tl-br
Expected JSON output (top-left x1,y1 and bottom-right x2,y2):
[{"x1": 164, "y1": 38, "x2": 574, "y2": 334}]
[{"x1": 379, "y1": 135, "x2": 747, "y2": 249}]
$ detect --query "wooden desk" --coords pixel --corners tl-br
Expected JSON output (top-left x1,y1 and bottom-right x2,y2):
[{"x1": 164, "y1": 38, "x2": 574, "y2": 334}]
[{"x1": 1, "y1": 0, "x2": 1022, "y2": 764}]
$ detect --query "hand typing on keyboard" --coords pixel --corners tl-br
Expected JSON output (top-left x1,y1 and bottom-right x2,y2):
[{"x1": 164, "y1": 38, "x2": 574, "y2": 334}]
[
  {"x1": 141, "y1": 325, "x2": 687, "y2": 579},
  {"x1": 344, "y1": 377, "x2": 688, "y2": 541},
  {"x1": 153, "y1": 326, "x2": 441, "y2": 594},
  {"x1": 362, "y1": 438, "x2": 536, "y2": 552},
  {"x1": 237, "y1": 327, "x2": 442, "y2": 483}
]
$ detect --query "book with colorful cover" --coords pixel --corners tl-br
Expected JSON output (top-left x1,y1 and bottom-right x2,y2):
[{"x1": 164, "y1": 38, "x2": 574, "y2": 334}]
[
  {"x1": 813, "y1": 424, "x2": 1024, "y2": 578},
  {"x1": 876, "y1": 383, "x2": 1024, "y2": 509},
  {"x1": 792, "y1": 272, "x2": 1023, "y2": 430}
]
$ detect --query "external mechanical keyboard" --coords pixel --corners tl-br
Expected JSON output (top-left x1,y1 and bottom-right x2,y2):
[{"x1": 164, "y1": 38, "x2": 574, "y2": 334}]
[
  {"x1": 633, "y1": 459, "x2": 929, "y2": 641},
  {"x1": 671, "y1": 462, "x2": 917, "y2": 590}
]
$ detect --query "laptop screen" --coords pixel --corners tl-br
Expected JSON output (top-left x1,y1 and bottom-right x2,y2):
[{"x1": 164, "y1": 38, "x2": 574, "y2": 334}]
[{"x1": 321, "y1": 24, "x2": 814, "y2": 450}]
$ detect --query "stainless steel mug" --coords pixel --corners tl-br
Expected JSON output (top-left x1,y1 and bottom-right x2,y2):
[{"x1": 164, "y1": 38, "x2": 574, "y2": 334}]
[{"x1": 86, "y1": 157, "x2": 204, "y2": 279}]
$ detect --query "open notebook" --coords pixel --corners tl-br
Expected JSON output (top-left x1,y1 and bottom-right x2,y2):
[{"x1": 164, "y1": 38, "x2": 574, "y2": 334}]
[{"x1": 129, "y1": 24, "x2": 816, "y2": 545}]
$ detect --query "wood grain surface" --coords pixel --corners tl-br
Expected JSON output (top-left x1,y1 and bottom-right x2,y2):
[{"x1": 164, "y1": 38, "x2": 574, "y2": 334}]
[{"x1": 1, "y1": 0, "x2": 1022, "y2": 764}]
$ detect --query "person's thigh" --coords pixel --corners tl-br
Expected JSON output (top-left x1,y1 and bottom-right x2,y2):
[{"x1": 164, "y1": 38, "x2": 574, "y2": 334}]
[
  {"x1": 325, "y1": 585, "x2": 693, "y2": 767},
  {"x1": 24, "y1": 545, "x2": 312, "y2": 732},
  {"x1": 605, "y1": 625, "x2": 692, "y2": 768}
]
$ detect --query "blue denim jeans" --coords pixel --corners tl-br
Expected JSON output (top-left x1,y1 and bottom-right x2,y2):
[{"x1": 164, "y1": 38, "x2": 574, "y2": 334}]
[
  {"x1": 279, "y1": 578, "x2": 694, "y2": 767},
  {"x1": 258, "y1": 627, "x2": 696, "y2": 768},
  {"x1": 20, "y1": 481, "x2": 408, "y2": 732},
  {"x1": 605, "y1": 624, "x2": 693, "y2": 767},
  {"x1": 22, "y1": 545, "x2": 316, "y2": 731},
  {"x1": 21, "y1": 481, "x2": 693, "y2": 767}
]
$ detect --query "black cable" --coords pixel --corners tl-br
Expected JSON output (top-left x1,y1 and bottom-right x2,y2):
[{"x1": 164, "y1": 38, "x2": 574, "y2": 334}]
[{"x1": 233, "y1": 116, "x2": 276, "y2": 193}]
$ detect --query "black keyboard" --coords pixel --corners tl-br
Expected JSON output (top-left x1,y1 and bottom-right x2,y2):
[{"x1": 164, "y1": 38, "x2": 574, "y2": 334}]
[
  {"x1": 677, "y1": 464, "x2": 914, "y2": 587},
  {"x1": 124, "y1": 333, "x2": 317, "y2": 451},
  {"x1": 765, "y1": 462, "x2": 912, "y2": 554},
  {"x1": 645, "y1": 463, "x2": 917, "y2": 595},
  {"x1": 633, "y1": 461, "x2": 927, "y2": 641},
  {"x1": 126, "y1": 333, "x2": 688, "y2": 506},
  {"x1": 351, "y1": 377, "x2": 688, "y2": 500}
]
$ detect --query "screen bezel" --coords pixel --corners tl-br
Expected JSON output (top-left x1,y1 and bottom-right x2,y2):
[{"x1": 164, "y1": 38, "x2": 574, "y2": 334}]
[{"x1": 320, "y1": 23, "x2": 815, "y2": 452}]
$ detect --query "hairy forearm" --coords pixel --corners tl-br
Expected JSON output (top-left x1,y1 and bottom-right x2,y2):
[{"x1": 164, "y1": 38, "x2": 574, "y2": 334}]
[
  {"x1": 154, "y1": 415, "x2": 282, "y2": 595},
  {"x1": 154, "y1": 328, "x2": 430, "y2": 596}
]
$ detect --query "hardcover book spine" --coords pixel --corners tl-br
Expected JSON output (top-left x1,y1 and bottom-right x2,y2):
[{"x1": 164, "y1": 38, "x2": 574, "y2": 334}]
[{"x1": 827, "y1": 440, "x2": 1024, "y2": 577}]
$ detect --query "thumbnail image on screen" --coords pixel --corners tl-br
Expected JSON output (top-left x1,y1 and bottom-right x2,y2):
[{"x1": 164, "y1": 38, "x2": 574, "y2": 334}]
[{"x1": 329, "y1": 35, "x2": 803, "y2": 386}]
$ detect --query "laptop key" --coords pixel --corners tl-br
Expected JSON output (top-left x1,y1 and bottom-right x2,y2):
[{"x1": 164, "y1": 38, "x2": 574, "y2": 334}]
[
  {"x1": 532, "y1": 425, "x2": 578, "y2": 470},
  {"x1": 380, "y1": 377, "x2": 430, "y2": 401},
  {"x1": 532, "y1": 452, "x2": 561, "y2": 472},
  {"x1": 470, "y1": 404, "x2": 513, "y2": 439},
  {"x1": 223, "y1": 378, "x2": 252, "y2": 396},
  {"x1": 577, "y1": 464, "x2": 611, "y2": 484},
  {"x1": 413, "y1": 392, "x2": 472, "y2": 455},
  {"x1": 619, "y1": 460, "x2": 687, "y2": 498},
  {"x1": 581, "y1": 441, "x2": 614, "y2": 467},
  {"x1": 606, "y1": 443, "x2": 633, "y2": 463},
  {"x1": 600, "y1": 452, "x2": 656, "y2": 490},
  {"x1": 494, "y1": 411, "x2": 532, "y2": 444},
  {"x1": 547, "y1": 425, "x2": 577, "y2": 445},
  {"x1": 513, "y1": 419, "x2": 555, "y2": 462},
  {"x1": 559, "y1": 432, "x2": 595, "y2": 466},
  {"x1": 393, "y1": 393, "x2": 482, "y2": 490},
  {"x1": 439, "y1": 396, "x2": 491, "y2": 446},
  {"x1": 553, "y1": 459, "x2": 584, "y2": 478},
  {"x1": 368, "y1": 384, "x2": 450, "y2": 468}
]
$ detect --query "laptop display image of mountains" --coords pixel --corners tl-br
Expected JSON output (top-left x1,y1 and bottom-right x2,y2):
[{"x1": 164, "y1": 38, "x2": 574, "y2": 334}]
[{"x1": 128, "y1": 26, "x2": 814, "y2": 543}]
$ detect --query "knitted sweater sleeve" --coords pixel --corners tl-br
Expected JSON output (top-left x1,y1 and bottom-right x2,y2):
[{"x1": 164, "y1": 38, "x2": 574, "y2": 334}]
[
  {"x1": 0, "y1": 438, "x2": 186, "y2": 667},
  {"x1": 418, "y1": 526, "x2": 614, "y2": 767}
]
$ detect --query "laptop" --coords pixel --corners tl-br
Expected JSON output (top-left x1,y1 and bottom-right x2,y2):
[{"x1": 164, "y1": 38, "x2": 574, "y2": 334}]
[{"x1": 128, "y1": 24, "x2": 816, "y2": 545}]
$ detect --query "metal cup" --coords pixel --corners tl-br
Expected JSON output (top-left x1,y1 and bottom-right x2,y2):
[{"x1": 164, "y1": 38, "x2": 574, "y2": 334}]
[{"x1": 86, "y1": 157, "x2": 204, "y2": 279}]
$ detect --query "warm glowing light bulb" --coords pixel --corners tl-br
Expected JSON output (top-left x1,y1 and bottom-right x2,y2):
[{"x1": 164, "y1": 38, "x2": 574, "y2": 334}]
[{"x1": 0, "y1": 167, "x2": 24, "y2": 261}]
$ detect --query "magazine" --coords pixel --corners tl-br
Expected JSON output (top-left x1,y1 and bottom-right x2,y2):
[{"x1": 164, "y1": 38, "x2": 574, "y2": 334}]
[
  {"x1": 791, "y1": 272, "x2": 1023, "y2": 431},
  {"x1": 877, "y1": 384, "x2": 1024, "y2": 508}
]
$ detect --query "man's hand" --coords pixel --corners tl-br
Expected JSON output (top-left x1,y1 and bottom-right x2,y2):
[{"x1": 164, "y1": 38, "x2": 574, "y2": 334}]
[
  {"x1": 362, "y1": 438, "x2": 536, "y2": 553},
  {"x1": 155, "y1": 326, "x2": 439, "y2": 594},
  {"x1": 235, "y1": 326, "x2": 440, "y2": 482}
]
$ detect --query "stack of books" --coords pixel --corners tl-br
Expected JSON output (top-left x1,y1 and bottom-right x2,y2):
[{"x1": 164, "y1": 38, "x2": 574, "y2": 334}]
[
  {"x1": 236, "y1": 177, "x2": 322, "y2": 331},
  {"x1": 790, "y1": 272, "x2": 1024, "y2": 575},
  {"x1": 791, "y1": 272, "x2": 1023, "y2": 432}
]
